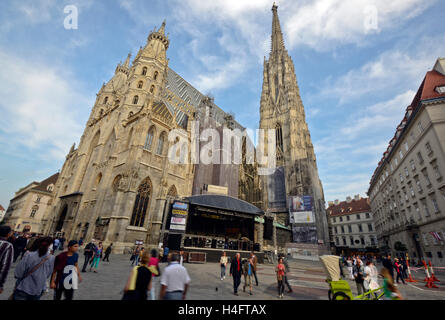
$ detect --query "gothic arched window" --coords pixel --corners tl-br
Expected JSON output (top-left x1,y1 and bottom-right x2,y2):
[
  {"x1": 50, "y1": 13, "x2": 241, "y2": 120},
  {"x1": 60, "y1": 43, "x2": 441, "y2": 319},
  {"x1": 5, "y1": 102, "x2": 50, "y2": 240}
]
[
  {"x1": 137, "y1": 81, "x2": 143, "y2": 89},
  {"x1": 156, "y1": 132, "x2": 166, "y2": 155},
  {"x1": 150, "y1": 85, "x2": 155, "y2": 94},
  {"x1": 154, "y1": 71, "x2": 158, "y2": 81},
  {"x1": 104, "y1": 97, "x2": 108, "y2": 104},
  {"x1": 144, "y1": 126, "x2": 155, "y2": 150},
  {"x1": 95, "y1": 173, "x2": 102, "y2": 187},
  {"x1": 276, "y1": 123, "x2": 283, "y2": 161},
  {"x1": 133, "y1": 95, "x2": 139, "y2": 104},
  {"x1": 130, "y1": 177, "x2": 152, "y2": 227},
  {"x1": 167, "y1": 185, "x2": 177, "y2": 198},
  {"x1": 142, "y1": 67, "x2": 147, "y2": 76},
  {"x1": 112, "y1": 175, "x2": 122, "y2": 192}
]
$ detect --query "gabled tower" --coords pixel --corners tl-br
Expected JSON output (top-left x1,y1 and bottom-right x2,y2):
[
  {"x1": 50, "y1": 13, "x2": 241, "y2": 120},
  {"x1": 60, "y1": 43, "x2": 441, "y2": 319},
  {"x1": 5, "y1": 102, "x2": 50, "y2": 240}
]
[{"x1": 259, "y1": 4, "x2": 329, "y2": 249}]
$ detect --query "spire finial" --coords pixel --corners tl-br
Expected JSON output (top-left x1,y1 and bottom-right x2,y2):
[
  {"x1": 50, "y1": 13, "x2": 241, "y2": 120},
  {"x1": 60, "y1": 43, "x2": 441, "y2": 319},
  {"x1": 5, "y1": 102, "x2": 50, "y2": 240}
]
[
  {"x1": 158, "y1": 19, "x2": 166, "y2": 35},
  {"x1": 271, "y1": 2, "x2": 285, "y2": 54},
  {"x1": 124, "y1": 52, "x2": 132, "y2": 67}
]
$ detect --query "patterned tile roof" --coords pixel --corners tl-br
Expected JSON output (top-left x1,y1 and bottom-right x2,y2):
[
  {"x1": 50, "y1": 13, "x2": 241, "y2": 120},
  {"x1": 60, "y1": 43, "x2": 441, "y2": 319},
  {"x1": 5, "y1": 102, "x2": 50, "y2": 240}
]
[{"x1": 327, "y1": 198, "x2": 370, "y2": 217}]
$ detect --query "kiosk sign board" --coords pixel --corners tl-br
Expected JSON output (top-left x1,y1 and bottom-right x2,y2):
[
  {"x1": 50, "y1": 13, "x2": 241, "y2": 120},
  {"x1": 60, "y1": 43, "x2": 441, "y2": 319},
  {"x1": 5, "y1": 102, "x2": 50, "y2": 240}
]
[{"x1": 170, "y1": 201, "x2": 189, "y2": 233}]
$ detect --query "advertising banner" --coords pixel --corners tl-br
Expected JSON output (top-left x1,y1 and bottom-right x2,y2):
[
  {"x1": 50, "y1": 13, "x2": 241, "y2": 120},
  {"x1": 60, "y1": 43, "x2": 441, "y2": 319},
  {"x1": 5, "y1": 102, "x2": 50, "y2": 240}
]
[
  {"x1": 292, "y1": 225, "x2": 317, "y2": 244},
  {"x1": 170, "y1": 201, "x2": 189, "y2": 234},
  {"x1": 289, "y1": 195, "x2": 317, "y2": 243},
  {"x1": 290, "y1": 211, "x2": 314, "y2": 224}
]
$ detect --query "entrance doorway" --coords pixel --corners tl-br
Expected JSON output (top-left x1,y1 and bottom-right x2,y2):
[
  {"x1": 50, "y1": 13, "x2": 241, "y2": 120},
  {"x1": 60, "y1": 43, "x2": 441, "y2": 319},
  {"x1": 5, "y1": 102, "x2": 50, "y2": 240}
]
[
  {"x1": 55, "y1": 205, "x2": 68, "y2": 232},
  {"x1": 168, "y1": 233, "x2": 182, "y2": 251}
]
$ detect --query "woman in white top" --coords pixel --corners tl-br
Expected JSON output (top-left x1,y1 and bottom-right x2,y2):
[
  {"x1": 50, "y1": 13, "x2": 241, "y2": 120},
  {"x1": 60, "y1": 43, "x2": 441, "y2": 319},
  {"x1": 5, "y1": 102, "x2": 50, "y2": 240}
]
[
  {"x1": 364, "y1": 261, "x2": 380, "y2": 297},
  {"x1": 346, "y1": 257, "x2": 354, "y2": 280},
  {"x1": 220, "y1": 251, "x2": 228, "y2": 280}
]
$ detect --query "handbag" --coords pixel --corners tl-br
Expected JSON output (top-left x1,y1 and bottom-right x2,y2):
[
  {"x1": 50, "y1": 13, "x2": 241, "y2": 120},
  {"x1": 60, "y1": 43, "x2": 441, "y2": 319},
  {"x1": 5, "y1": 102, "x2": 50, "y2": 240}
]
[{"x1": 8, "y1": 255, "x2": 51, "y2": 300}]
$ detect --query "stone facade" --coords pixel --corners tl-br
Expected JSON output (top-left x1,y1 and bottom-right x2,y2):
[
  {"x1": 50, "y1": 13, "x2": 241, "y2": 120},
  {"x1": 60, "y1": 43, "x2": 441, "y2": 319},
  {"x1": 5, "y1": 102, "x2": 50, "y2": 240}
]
[
  {"x1": 368, "y1": 58, "x2": 445, "y2": 266},
  {"x1": 43, "y1": 22, "x2": 262, "y2": 253},
  {"x1": 258, "y1": 5, "x2": 329, "y2": 250},
  {"x1": 327, "y1": 196, "x2": 378, "y2": 254},
  {"x1": 4, "y1": 173, "x2": 58, "y2": 234}
]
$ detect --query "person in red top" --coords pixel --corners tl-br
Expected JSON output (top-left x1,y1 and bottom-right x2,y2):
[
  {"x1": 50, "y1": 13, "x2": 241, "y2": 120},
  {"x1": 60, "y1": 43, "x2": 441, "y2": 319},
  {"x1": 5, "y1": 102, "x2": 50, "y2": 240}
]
[
  {"x1": 148, "y1": 249, "x2": 160, "y2": 300},
  {"x1": 394, "y1": 258, "x2": 406, "y2": 285},
  {"x1": 229, "y1": 253, "x2": 242, "y2": 296},
  {"x1": 276, "y1": 257, "x2": 286, "y2": 299}
]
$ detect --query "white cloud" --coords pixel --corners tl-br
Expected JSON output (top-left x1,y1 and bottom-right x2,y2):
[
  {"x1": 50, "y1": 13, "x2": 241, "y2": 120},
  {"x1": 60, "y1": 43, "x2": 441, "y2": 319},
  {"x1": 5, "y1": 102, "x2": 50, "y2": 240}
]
[
  {"x1": 283, "y1": 0, "x2": 436, "y2": 50},
  {"x1": 0, "y1": 50, "x2": 91, "y2": 161},
  {"x1": 340, "y1": 90, "x2": 415, "y2": 137},
  {"x1": 319, "y1": 35, "x2": 445, "y2": 104}
]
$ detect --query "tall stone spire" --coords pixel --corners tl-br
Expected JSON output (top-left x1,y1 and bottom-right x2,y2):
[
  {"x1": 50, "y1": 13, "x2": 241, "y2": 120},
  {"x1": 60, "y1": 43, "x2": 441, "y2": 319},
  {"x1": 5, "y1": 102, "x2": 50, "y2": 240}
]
[
  {"x1": 258, "y1": 4, "x2": 330, "y2": 253},
  {"x1": 271, "y1": 3, "x2": 285, "y2": 54}
]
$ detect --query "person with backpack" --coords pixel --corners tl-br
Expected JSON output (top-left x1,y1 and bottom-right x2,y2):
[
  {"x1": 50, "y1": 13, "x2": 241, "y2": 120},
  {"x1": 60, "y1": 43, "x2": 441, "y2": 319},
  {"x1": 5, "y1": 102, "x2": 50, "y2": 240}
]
[
  {"x1": 353, "y1": 258, "x2": 366, "y2": 296},
  {"x1": 12, "y1": 237, "x2": 55, "y2": 300}
]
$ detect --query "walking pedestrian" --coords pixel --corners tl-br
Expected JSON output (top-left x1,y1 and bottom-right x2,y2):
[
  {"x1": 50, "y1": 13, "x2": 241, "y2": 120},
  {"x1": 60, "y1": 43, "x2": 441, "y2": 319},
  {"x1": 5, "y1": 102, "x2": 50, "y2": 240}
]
[
  {"x1": 131, "y1": 245, "x2": 141, "y2": 266},
  {"x1": 281, "y1": 255, "x2": 293, "y2": 293},
  {"x1": 400, "y1": 257, "x2": 408, "y2": 279},
  {"x1": 122, "y1": 251, "x2": 153, "y2": 300},
  {"x1": 353, "y1": 259, "x2": 366, "y2": 296},
  {"x1": 90, "y1": 242, "x2": 103, "y2": 272},
  {"x1": 81, "y1": 239, "x2": 97, "y2": 272},
  {"x1": 382, "y1": 254, "x2": 394, "y2": 280},
  {"x1": 12, "y1": 237, "x2": 55, "y2": 300},
  {"x1": 220, "y1": 251, "x2": 228, "y2": 281},
  {"x1": 229, "y1": 253, "x2": 242, "y2": 296},
  {"x1": 250, "y1": 251, "x2": 258, "y2": 286},
  {"x1": 12, "y1": 233, "x2": 28, "y2": 262},
  {"x1": 51, "y1": 240, "x2": 82, "y2": 300},
  {"x1": 148, "y1": 249, "x2": 161, "y2": 300},
  {"x1": 276, "y1": 257, "x2": 285, "y2": 299},
  {"x1": 242, "y1": 258, "x2": 254, "y2": 295},
  {"x1": 159, "y1": 253, "x2": 190, "y2": 300},
  {"x1": 103, "y1": 243, "x2": 113, "y2": 262},
  {"x1": 381, "y1": 267, "x2": 403, "y2": 300},
  {"x1": 364, "y1": 261, "x2": 379, "y2": 298},
  {"x1": 0, "y1": 226, "x2": 14, "y2": 295},
  {"x1": 162, "y1": 246, "x2": 169, "y2": 263},
  {"x1": 53, "y1": 238, "x2": 60, "y2": 252},
  {"x1": 346, "y1": 256, "x2": 354, "y2": 280},
  {"x1": 394, "y1": 258, "x2": 406, "y2": 284},
  {"x1": 179, "y1": 248, "x2": 185, "y2": 266}
]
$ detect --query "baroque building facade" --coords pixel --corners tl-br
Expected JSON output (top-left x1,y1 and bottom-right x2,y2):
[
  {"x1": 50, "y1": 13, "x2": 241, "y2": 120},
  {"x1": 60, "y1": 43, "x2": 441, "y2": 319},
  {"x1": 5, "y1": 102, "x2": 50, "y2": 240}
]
[
  {"x1": 4, "y1": 173, "x2": 58, "y2": 234},
  {"x1": 327, "y1": 196, "x2": 378, "y2": 255},
  {"x1": 44, "y1": 22, "x2": 262, "y2": 253},
  {"x1": 258, "y1": 5, "x2": 329, "y2": 252},
  {"x1": 368, "y1": 58, "x2": 445, "y2": 266}
]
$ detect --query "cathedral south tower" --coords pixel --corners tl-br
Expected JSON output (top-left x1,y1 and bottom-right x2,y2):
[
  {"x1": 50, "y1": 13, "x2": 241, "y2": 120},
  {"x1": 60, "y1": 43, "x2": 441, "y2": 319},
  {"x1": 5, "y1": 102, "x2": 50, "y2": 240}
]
[{"x1": 259, "y1": 4, "x2": 330, "y2": 251}]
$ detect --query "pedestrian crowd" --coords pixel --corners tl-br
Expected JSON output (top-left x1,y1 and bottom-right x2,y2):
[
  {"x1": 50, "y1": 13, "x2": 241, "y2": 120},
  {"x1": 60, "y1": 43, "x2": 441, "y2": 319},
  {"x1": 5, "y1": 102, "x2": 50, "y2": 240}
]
[
  {"x1": 340, "y1": 254, "x2": 408, "y2": 300},
  {"x1": 0, "y1": 225, "x2": 115, "y2": 300}
]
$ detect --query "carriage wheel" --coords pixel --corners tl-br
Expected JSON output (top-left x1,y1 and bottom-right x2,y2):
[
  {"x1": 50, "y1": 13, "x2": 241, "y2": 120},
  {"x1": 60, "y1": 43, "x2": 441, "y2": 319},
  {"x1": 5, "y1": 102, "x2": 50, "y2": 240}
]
[{"x1": 332, "y1": 292, "x2": 351, "y2": 300}]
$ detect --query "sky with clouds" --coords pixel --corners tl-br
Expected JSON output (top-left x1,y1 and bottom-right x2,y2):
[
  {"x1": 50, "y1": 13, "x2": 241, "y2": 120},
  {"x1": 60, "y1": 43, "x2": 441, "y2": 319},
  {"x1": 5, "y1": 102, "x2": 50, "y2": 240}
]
[{"x1": 0, "y1": 0, "x2": 444, "y2": 208}]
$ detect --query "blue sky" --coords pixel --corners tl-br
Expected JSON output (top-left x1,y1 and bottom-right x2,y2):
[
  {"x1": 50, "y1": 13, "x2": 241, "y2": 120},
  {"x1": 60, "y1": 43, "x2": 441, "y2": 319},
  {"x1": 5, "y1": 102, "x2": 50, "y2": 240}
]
[{"x1": 0, "y1": 0, "x2": 444, "y2": 208}]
